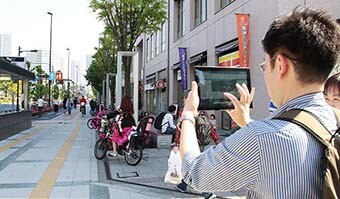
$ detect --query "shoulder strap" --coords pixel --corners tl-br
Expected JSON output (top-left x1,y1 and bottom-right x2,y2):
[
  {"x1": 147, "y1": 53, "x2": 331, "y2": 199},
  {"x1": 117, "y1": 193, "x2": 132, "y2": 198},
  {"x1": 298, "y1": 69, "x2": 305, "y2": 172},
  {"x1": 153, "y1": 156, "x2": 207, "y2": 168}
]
[{"x1": 274, "y1": 109, "x2": 333, "y2": 147}]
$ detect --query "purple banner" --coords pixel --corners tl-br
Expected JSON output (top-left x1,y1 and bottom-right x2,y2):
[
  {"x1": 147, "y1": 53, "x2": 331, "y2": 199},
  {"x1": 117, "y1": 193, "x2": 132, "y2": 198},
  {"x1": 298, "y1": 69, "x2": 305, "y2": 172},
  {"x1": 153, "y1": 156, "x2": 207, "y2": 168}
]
[{"x1": 179, "y1": 47, "x2": 188, "y2": 91}]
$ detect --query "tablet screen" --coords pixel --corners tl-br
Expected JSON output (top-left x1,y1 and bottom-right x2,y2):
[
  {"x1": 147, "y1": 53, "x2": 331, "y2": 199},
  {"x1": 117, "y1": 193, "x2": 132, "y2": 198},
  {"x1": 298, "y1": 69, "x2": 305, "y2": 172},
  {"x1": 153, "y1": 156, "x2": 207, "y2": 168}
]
[{"x1": 195, "y1": 66, "x2": 251, "y2": 110}]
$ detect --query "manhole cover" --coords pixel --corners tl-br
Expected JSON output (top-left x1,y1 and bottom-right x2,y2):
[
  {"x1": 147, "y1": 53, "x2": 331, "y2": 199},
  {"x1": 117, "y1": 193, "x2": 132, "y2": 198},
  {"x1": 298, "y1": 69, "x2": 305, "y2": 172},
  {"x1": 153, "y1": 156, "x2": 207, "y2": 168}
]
[{"x1": 116, "y1": 171, "x2": 139, "y2": 178}]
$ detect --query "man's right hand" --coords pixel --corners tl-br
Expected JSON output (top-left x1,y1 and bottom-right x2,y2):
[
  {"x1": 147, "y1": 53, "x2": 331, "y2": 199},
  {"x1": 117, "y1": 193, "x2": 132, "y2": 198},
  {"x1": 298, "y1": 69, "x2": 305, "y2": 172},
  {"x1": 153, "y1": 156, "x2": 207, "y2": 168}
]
[
  {"x1": 182, "y1": 81, "x2": 199, "y2": 118},
  {"x1": 224, "y1": 83, "x2": 255, "y2": 127}
]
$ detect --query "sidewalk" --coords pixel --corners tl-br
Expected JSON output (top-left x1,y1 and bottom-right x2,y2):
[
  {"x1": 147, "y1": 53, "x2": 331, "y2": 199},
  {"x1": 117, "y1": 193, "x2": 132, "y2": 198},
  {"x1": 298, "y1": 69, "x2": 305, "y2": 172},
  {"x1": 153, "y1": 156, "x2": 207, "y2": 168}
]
[{"x1": 0, "y1": 107, "x2": 246, "y2": 198}]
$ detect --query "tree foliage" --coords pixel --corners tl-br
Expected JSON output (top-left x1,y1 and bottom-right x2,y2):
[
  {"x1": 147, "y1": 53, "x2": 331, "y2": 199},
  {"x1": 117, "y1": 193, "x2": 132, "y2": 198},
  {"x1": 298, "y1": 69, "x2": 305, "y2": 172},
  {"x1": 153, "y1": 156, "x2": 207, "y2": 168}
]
[
  {"x1": 0, "y1": 81, "x2": 17, "y2": 98},
  {"x1": 52, "y1": 84, "x2": 59, "y2": 99},
  {"x1": 90, "y1": 0, "x2": 167, "y2": 95},
  {"x1": 85, "y1": 33, "x2": 117, "y2": 95},
  {"x1": 29, "y1": 65, "x2": 49, "y2": 100}
]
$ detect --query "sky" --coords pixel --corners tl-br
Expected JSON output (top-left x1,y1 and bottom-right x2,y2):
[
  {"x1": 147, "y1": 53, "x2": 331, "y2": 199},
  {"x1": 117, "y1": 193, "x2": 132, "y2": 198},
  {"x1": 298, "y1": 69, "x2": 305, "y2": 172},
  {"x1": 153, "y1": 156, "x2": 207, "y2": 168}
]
[{"x1": 0, "y1": 0, "x2": 104, "y2": 83}]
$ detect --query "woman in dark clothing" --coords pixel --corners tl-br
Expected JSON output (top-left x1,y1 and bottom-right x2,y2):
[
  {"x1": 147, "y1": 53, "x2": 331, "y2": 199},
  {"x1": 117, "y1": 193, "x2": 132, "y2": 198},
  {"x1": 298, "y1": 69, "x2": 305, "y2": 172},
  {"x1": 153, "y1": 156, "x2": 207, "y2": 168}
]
[{"x1": 108, "y1": 96, "x2": 136, "y2": 157}]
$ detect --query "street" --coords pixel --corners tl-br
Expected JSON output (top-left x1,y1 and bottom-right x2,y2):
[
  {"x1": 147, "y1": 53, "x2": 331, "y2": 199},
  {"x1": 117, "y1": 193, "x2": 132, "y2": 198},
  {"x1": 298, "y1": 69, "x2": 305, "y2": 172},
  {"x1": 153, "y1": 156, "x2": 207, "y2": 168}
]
[{"x1": 0, "y1": 107, "x2": 246, "y2": 199}]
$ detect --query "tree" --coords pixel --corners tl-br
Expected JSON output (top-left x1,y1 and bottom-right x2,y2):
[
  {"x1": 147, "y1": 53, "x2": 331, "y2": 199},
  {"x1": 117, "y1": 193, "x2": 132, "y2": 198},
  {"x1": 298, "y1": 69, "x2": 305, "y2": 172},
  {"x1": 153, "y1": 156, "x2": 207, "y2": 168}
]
[
  {"x1": 52, "y1": 84, "x2": 59, "y2": 100},
  {"x1": 90, "y1": 0, "x2": 167, "y2": 96},
  {"x1": 29, "y1": 65, "x2": 49, "y2": 100},
  {"x1": 0, "y1": 81, "x2": 17, "y2": 100},
  {"x1": 85, "y1": 33, "x2": 116, "y2": 95}
]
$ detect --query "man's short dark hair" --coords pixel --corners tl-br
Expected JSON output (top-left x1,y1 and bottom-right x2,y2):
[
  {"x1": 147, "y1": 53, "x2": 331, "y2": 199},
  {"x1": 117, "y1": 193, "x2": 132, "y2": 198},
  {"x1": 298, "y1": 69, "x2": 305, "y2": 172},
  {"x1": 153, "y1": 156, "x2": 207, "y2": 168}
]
[
  {"x1": 262, "y1": 7, "x2": 340, "y2": 84},
  {"x1": 168, "y1": 105, "x2": 176, "y2": 113}
]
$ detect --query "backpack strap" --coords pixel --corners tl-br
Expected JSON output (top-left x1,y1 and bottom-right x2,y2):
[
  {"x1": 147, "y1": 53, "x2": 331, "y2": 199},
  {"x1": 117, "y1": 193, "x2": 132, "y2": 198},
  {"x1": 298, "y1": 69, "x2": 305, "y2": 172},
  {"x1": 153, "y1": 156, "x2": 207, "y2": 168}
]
[{"x1": 274, "y1": 108, "x2": 333, "y2": 147}]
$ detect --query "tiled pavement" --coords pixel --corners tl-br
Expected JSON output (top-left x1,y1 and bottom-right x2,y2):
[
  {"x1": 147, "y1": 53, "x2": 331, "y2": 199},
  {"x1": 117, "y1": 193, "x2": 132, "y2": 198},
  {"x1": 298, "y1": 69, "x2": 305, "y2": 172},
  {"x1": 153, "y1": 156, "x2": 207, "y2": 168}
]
[{"x1": 0, "y1": 108, "x2": 246, "y2": 199}]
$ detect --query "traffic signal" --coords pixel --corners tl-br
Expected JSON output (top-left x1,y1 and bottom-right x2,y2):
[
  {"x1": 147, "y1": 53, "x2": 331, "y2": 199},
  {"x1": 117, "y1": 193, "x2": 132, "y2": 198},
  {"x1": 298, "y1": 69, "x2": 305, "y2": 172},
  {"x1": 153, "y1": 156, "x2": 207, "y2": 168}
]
[{"x1": 56, "y1": 71, "x2": 63, "y2": 84}]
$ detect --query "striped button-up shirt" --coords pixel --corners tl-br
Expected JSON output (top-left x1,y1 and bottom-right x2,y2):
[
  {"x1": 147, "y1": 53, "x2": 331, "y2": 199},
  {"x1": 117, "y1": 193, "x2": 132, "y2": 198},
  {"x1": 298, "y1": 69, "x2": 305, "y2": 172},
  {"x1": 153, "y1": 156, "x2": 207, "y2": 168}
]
[{"x1": 182, "y1": 92, "x2": 338, "y2": 199}]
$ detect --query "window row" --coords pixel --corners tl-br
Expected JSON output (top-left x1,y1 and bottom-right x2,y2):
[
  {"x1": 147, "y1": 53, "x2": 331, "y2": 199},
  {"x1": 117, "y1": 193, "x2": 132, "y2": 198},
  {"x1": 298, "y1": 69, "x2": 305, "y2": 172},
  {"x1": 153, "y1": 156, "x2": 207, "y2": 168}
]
[
  {"x1": 175, "y1": 0, "x2": 235, "y2": 40},
  {"x1": 145, "y1": 0, "x2": 235, "y2": 62},
  {"x1": 146, "y1": 22, "x2": 167, "y2": 62}
]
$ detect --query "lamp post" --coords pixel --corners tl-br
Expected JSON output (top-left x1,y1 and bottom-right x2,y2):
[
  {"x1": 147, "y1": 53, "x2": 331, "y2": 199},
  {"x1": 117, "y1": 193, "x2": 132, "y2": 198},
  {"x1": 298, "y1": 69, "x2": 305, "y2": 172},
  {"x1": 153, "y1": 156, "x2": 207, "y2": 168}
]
[
  {"x1": 47, "y1": 12, "x2": 53, "y2": 106},
  {"x1": 17, "y1": 46, "x2": 38, "y2": 112},
  {"x1": 66, "y1": 48, "x2": 70, "y2": 93}
]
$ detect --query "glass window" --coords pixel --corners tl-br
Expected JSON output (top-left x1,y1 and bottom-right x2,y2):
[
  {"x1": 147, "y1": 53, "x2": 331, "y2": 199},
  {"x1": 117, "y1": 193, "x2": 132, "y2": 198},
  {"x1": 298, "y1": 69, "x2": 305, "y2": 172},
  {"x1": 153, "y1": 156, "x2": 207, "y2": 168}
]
[
  {"x1": 195, "y1": 0, "x2": 207, "y2": 26},
  {"x1": 177, "y1": 0, "x2": 185, "y2": 38},
  {"x1": 221, "y1": 0, "x2": 235, "y2": 8},
  {"x1": 146, "y1": 38, "x2": 149, "y2": 62},
  {"x1": 155, "y1": 31, "x2": 160, "y2": 56},
  {"x1": 161, "y1": 22, "x2": 166, "y2": 52},
  {"x1": 151, "y1": 34, "x2": 154, "y2": 59}
]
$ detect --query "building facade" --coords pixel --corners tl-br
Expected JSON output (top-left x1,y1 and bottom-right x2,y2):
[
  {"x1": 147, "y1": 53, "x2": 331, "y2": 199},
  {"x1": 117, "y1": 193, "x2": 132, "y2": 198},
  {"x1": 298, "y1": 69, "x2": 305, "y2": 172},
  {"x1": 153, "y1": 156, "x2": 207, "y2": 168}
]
[
  {"x1": 0, "y1": 33, "x2": 12, "y2": 56},
  {"x1": 138, "y1": 0, "x2": 340, "y2": 130}
]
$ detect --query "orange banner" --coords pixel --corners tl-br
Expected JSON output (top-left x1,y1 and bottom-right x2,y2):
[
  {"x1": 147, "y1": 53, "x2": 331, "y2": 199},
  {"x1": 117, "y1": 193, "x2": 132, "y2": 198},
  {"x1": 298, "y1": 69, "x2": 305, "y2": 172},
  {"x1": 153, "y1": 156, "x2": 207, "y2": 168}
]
[{"x1": 236, "y1": 14, "x2": 250, "y2": 67}]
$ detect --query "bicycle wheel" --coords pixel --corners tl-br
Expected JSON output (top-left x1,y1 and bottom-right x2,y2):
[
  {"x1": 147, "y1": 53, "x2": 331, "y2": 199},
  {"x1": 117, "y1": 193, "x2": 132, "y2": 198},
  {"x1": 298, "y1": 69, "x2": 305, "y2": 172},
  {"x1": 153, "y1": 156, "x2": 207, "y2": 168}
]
[
  {"x1": 87, "y1": 119, "x2": 94, "y2": 129},
  {"x1": 80, "y1": 107, "x2": 85, "y2": 116},
  {"x1": 94, "y1": 139, "x2": 108, "y2": 160},
  {"x1": 124, "y1": 145, "x2": 143, "y2": 166}
]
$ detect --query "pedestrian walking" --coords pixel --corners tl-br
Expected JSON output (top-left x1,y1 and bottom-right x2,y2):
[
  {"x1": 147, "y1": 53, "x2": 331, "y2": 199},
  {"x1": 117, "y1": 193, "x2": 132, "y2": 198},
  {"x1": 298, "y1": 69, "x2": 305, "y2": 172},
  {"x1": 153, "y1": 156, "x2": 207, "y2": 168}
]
[{"x1": 37, "y1": 96, "x2": 44, "y2": 118}]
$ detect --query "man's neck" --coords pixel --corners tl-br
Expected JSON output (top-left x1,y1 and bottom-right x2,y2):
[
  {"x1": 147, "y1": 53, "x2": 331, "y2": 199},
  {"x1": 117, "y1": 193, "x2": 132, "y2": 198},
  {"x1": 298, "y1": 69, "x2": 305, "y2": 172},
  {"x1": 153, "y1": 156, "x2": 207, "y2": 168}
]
[{"x1": 280, "y1": 82, "x2": 324, "y2": 106}]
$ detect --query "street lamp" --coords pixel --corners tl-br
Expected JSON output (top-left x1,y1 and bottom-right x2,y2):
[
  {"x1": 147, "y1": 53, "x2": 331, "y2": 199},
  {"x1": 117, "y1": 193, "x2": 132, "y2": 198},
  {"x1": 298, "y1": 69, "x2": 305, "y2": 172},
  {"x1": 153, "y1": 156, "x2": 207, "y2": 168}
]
[
  {"x1": 47, "y1": 11, "x2": 53, "y2": 106},
  {"x1": 18, "y1": 46, "x2": 38, "y2": 56},
  {"x1": 17, "y1": 46, "x2": 38, "y2": 112},
  {"x1": 66, "y1": 48, "x2": 70, "y2": 92}
]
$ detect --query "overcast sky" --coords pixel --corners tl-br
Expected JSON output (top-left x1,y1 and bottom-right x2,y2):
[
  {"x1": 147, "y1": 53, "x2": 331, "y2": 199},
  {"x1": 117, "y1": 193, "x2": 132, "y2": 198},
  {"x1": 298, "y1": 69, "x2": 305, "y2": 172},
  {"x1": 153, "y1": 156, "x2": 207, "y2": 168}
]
[{"x1": 0, "y1": 0, "x2": 104, "y2": 74}]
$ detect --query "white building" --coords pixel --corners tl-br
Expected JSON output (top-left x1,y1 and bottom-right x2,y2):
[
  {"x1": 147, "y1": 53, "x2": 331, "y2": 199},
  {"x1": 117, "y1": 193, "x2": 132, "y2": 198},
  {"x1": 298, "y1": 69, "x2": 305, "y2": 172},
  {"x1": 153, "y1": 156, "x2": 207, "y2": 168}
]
[{"x1": 136, "y1": 0, "x2": 340, "y2": 131}]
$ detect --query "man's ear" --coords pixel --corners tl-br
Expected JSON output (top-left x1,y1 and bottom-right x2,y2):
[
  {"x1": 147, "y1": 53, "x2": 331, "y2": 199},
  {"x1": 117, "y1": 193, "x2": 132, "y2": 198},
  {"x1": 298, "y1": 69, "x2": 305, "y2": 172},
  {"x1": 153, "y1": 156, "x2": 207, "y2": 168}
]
[{"x1": 276, "y1": 54, "x2": 290, "y2": 78}]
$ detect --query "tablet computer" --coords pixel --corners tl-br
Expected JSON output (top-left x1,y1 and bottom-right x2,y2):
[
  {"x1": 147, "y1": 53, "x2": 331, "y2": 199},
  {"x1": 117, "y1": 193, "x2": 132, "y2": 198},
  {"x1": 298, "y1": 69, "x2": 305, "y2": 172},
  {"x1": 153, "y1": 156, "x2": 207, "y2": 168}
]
[{"x1": 195, "y1": 66, "x2": 252, "y2": 110}]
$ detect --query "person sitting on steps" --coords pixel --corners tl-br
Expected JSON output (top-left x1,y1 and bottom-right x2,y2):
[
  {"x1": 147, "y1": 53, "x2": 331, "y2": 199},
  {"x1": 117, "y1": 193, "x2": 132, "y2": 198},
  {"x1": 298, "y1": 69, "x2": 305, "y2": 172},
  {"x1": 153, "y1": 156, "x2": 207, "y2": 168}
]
[{"x1": 161, "y1": 105, "x2": 177, "y2": 145}]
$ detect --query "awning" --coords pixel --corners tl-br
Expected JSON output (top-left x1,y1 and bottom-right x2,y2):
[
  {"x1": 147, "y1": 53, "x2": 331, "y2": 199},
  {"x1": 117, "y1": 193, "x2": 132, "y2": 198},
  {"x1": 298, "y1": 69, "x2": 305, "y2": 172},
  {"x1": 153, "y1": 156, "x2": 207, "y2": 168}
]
[
  {"x1": 0, "y1": 58, "x2": 35, "y2": 80},
  {"x1": 171, "y1": 62, "x2": 180, "y2": 70},
  {"x1": 190, "y1": 52, "x2": 207, "y2": 64},
  {"x1": 171, "y1": 51, "x2": 207, "y2": 70},
  {"x1": 215, "y1": 39, "x2": 238, "y2": 55}
]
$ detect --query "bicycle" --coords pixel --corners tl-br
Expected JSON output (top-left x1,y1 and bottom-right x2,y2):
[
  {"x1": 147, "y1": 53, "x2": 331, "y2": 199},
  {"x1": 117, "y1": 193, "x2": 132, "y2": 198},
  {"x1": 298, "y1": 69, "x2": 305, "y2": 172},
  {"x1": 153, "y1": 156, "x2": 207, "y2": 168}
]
[
  {"x1": 94, "y1": 115, "x2": 155, "y2": 166},
  {"x1": 80, "y1": 102, "x2": 86, "y2": 117}
]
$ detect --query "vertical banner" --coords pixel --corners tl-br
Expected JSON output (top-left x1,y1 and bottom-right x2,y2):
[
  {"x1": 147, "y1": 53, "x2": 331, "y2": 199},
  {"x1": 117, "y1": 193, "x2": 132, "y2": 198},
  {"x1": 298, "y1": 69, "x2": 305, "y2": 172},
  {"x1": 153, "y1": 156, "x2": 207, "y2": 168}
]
[
  {"x1": 178, "y1": 47, "x2": 188, "y2": 91},
  {"x1": 236, "y1": 14, "x2": 250, "y2": 68}
]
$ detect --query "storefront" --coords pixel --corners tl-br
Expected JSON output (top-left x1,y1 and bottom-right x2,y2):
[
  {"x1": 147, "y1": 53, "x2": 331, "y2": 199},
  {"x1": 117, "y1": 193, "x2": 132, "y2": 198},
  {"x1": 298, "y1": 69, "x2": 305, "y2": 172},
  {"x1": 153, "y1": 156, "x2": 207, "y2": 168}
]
[
  {"x1": 145, "y1": 74, "x2": 156, "y2": 114},
  {"x1": 144, "y1": 69, "x2": 168, "y2": 114},
  {"x1": 155, "y1": 69, "x2": 167, "y2": 113}
]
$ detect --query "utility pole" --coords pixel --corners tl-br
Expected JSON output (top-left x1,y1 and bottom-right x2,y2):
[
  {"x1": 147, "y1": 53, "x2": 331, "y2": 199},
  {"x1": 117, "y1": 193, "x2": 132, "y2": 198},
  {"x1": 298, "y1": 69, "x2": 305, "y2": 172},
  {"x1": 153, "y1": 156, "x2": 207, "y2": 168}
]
[{"x1": 47, "y1": 12, "x2": 53, "y2": 106}]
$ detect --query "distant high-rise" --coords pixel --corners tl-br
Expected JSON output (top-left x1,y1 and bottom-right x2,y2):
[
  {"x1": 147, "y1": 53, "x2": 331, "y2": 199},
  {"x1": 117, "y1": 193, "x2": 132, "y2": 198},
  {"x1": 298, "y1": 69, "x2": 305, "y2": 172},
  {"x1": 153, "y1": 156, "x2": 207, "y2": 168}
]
[
  {"x1": 0, "y1": 33, "x2": 12, "y2": 56},
  {"x1": 86, "y1": 54, "x2": 93, "y2": 69},
  {"x1": 27, "y1": 49, "x2": 55, "y2": 74}
]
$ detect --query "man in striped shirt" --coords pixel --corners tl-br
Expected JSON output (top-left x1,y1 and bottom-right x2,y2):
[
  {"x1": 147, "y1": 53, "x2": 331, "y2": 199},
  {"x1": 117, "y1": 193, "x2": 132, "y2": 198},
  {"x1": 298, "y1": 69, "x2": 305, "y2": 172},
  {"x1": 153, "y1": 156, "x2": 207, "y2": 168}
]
[{"x1": 179, "y1": 7, "x2": 340, "y2": 199}]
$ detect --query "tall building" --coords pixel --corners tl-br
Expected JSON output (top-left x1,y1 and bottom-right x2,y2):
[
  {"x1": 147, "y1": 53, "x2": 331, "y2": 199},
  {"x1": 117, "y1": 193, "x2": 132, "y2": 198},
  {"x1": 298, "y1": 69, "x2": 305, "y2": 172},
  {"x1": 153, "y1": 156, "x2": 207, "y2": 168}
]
[
  {"x1": 137, "y1": 0, "x2": 340, "y2": 131},
  {"x1": 0, "y1": 33, "x2": 12, "y2": 56},
  {"x1": 26, "y1": 49, "x2": 56, "y2": 74},
  {"x1": 70, "y1": 60, "x2": 81, "y2": 84}
]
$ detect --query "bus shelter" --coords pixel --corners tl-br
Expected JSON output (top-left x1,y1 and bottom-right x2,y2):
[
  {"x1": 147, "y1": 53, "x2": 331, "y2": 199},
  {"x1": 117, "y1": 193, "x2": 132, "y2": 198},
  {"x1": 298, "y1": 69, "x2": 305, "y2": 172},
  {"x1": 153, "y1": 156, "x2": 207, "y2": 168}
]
[{"x1": 0, "y1": 58, "x2": 35, "y2": 140}]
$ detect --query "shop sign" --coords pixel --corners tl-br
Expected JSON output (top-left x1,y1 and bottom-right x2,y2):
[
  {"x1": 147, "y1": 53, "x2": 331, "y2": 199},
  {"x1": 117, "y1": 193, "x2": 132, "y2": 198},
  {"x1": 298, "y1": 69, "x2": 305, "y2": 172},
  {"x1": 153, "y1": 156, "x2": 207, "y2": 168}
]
[
  {"x1": 236, "y1": 13, "x2": 250, "y2": 67},
  {"x1": 155, "y1": 80, "x2": 166, "y2": 89},
  {"x1": 144, "y1": 83, "x2": 155, "y2": 91},
  {"x1": 179, "y1": 47, "x2": 188, "y2": 91},
  {"x1": 218, "y1": 51, "x2": 240, "y2": 67}
]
